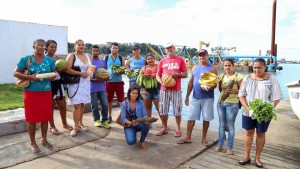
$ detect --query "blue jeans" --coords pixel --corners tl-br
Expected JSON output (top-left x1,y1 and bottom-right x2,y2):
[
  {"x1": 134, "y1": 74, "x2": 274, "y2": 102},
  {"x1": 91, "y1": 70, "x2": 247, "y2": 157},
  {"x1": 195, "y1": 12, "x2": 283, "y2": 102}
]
[
  {"x1": 124, "y1": 123, "x2": 150, "y2": 145},
  {"x1": 91, "y1": 91, "x2": 108, "y2": 122},
  {"x1": 217, "y1": 102, "x2": 239, "y2": 148}
]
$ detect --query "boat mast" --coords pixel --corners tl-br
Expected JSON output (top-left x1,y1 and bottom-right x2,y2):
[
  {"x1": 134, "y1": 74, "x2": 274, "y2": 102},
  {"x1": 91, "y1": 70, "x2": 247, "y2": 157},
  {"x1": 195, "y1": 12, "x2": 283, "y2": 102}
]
[{"x1": 271, "y1": 0, "x2": 277, "y2": 57}]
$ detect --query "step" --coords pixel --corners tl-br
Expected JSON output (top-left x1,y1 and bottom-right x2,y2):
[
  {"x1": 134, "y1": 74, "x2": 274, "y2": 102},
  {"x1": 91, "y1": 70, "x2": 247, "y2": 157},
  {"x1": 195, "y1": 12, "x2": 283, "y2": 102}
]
[{"x1": 0, "y1": 108, "x2": 40, "y2": 136}]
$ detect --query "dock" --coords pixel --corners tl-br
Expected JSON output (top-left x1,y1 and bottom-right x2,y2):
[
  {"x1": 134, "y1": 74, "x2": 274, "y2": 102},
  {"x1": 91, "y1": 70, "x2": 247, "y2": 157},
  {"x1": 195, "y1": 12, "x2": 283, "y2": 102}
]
[{"x1": 0, "y1": 100, "x2": 299, "y2": 169}]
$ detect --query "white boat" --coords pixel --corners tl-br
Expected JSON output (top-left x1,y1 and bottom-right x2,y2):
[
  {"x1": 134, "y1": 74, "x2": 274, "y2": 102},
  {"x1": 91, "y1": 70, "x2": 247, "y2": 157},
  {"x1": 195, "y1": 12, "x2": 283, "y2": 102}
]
[{"x1": 286, "y1": 80, "x2": 300, "y2": 119}]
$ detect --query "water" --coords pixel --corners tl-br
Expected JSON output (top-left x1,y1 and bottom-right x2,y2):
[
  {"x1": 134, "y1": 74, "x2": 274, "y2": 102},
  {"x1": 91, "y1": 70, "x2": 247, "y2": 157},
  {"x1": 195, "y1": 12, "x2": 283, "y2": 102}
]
[{"x1": 124, "y1": 64, "x2": 300, "y2": 132}]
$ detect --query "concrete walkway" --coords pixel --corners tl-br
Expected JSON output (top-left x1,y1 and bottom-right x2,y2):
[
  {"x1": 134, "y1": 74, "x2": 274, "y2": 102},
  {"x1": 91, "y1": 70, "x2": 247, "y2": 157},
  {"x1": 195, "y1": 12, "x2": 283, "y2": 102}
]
[
  {"x1": 1, "y1": 106, "x2": 218, "y2": 169},
  {"x1": 1, "y1": 100, "x2": 299, "y2": 169}
]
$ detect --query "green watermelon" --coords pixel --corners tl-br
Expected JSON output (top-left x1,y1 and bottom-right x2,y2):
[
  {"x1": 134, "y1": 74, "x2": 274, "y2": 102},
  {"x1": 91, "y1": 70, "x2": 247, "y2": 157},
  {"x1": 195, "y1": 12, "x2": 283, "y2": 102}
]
[{"x1": 55, "y1": 59, "x2": 67, "y2": 70}]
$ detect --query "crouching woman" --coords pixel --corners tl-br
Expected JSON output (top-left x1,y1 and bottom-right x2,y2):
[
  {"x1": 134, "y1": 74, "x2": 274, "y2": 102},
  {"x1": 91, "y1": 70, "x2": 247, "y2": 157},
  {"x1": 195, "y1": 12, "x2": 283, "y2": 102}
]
[{"x1": 121, "y1": 85, "x2": 150, "y2": 150}]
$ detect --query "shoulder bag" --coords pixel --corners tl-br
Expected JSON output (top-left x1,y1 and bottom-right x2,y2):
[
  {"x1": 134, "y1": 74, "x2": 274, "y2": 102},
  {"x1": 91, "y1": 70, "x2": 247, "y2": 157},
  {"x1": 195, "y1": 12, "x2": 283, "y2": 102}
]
[
  {"x1": 15, "y1": 56, "x2": 31, "y2": 88},
  {"x1": 60, "y1": 54, "x2": 81, "y2": 84}
]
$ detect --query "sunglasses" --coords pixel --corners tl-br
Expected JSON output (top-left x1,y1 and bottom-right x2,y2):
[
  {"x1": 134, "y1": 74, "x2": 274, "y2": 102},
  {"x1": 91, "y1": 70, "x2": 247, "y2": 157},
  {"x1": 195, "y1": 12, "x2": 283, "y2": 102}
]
[
  {"x1": 133, "y1": 49, "x2": 139, "y2": 51},
  {"x1": 165, "y1": 47, "x2": 172, "y2": 50},
  {"x1": 199, "y1": 53, "x2": 206, "y2": 56}
]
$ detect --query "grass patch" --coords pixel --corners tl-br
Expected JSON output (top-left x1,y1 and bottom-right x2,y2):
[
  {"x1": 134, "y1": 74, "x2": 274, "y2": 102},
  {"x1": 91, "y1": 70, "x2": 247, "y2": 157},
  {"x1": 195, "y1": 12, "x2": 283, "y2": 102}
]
[{"x1": 0, "y1": 84, "x2": 24, "y2": 111}]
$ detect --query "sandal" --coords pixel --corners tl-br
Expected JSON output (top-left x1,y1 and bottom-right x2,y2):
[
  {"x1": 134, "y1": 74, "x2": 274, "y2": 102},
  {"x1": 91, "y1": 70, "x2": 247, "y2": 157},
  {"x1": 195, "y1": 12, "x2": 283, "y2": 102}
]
[
  {"x1": 174, "y1": 130, "x2": 182, "y2": 137},
  {"x1": 31, "y1": 144, "x2": 42, "y2": 155},
  {"x1": 70, "y1": 129, "x2": 79, "y2": 137},
  {"x1": 226, "y1": 149, "x2": 233, "y2": 155},
  {"x1": 49, "y1": 128, "x2": 60, "y2": 135},
  {"x1": 202, "y1": 140, "x2": 209, "y2": 146},
  {"x1": 214, "y1": 146, "x2": 223, "y2": 152},
  {"x1": 177, "y1": 139, "x2": 192, "y2": 144},
  {"x1": 41, "y1": 141, "x2": 54, "y2": 151},
  {"x1": 79, "y1": 125, "x2": 88, "y2": 132},
  {"x1": 63, "y1": 125, "x2": 73, "y2": 131},
  {"x1": 156, "y1": 129, "x2": 168, "y2": 136}
]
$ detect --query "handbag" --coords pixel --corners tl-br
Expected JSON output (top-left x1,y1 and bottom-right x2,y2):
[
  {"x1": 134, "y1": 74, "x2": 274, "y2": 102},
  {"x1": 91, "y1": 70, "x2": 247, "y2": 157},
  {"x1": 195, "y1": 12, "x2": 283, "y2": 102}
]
[
  {"x1": 116, "y1": 101, "x2": 129, "y2": 127},
  {"x1": 15, "y1": 55, "x2": 31, "y2": 88},
  {"x1": 60, "y1": 54, "x2": 81, "y2": 84}
]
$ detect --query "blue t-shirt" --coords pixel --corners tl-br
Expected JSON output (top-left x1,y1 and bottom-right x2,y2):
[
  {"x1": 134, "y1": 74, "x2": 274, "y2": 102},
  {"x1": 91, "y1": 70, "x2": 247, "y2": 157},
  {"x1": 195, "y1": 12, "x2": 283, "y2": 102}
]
[
  {"x1": 129, "y1": 57, "x2": 145, "y2": 85},
  {"x1": 192, "y1": 64, "x2": 214, "y2": 99},
  {"x1": 90, "y1": 59, "x2": 106, "y2": 93},
  {"x1": 107, "y1": 55, "x2": 122, "y2": 82},
  {"x1": 17, "y1": 55, "x2": 55, "y2": 91}
]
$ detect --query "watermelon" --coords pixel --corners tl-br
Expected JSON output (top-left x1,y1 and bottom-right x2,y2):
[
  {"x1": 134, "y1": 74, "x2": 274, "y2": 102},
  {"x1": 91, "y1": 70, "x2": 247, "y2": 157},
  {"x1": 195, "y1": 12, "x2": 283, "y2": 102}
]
[
  {"x1": 55, "y1": 59, "x2": 67, "y2": 70},
  {"x1": 96, "y1": 68, "x2": 109, "y2": 78}
]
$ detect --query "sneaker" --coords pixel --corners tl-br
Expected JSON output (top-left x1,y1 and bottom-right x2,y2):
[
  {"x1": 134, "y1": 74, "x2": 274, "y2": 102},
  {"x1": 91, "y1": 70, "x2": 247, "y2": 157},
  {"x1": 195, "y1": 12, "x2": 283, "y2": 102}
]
[
  {"x1": 101, "y1": 121, "x2": 111, "y2": 129},
  {"x1": 94, "y1": 120, "x2": 101, "y2": 127},
  {"x1": 108, "y1": 116, "x2": 112, "y2": 124}
]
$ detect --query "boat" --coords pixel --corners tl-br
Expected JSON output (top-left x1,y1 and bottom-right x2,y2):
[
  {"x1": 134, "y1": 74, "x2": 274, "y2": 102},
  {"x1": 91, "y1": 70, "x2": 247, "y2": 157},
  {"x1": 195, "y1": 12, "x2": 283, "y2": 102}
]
[{"x1": 285, "y1": 80, "x2": 300, "y2": 119}]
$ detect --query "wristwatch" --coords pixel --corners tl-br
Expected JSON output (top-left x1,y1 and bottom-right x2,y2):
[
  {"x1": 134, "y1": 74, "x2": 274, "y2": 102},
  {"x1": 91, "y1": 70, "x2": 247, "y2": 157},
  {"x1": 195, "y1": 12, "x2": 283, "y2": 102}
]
[{"x1": 175, "y1": 73, "x2": 179, "y2": 77}]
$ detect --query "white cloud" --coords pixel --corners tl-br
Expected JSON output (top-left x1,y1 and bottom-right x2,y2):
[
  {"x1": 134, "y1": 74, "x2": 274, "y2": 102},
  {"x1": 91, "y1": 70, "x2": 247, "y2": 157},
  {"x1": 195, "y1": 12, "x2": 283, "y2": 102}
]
[{"x1": 0, "y1": 0, "x2": 299, "y2": 60}]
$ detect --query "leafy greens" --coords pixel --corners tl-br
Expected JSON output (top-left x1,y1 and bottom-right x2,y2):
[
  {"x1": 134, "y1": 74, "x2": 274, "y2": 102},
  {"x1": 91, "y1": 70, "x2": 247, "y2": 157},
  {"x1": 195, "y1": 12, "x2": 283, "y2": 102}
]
[{"x1": 249, "y1": 99, "x2": 277, "y2": 123}]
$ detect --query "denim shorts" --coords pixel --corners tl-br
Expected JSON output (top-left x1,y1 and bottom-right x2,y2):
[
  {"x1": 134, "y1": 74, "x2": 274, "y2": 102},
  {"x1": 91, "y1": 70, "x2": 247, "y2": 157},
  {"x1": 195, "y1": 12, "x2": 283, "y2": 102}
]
[
  {"x1": 141, "y1": 89, "x2": 159, "y2": 100},
  {"x1": 188, "y1": 98, "x2": 214, "y2": 121},
  {"x1": 242, "y1": 115, "x2": 271, "y2": 133}
]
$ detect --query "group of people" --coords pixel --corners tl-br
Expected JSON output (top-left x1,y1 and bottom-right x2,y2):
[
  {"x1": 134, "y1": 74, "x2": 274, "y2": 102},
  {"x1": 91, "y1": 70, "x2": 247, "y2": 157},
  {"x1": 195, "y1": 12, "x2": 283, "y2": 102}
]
[{"x1": 14, "y1": 39, "x2": 283, "y2": 168}]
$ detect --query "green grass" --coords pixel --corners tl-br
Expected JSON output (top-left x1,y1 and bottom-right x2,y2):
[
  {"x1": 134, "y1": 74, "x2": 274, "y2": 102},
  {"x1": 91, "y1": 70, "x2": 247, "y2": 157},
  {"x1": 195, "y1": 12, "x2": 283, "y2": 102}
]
[{"x1": 0, "y1": 84, "x2": 24, "y2": 111}]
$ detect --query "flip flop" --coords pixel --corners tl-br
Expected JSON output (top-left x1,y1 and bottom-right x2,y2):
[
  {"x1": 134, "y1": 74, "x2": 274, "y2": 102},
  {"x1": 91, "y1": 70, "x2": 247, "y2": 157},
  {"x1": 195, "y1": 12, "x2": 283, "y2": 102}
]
[
  {"x1": 174, "y1": 130, "x2": 182, "y2": 137},
  {"x1": 177, "y1": 139, "x2": 192, "y2": 144},
  {"x1": 63, "y1": 125, "x2": 73, "y2": 131},
  {"x1": 49, "y1": 128, "x2": 60, "y2": 135},
  {"x1": 156, "y1": 130, "x2": 168, "y2": 136},
  {"x1": 202, "y1": 141, "x2": 209, "y2": 146},
  {"x1": 41, "y1": 142, "x2": 54, "y2": 151},
  {"x1": 31, "y1": 144, "x2": 42, "y2": 155}
]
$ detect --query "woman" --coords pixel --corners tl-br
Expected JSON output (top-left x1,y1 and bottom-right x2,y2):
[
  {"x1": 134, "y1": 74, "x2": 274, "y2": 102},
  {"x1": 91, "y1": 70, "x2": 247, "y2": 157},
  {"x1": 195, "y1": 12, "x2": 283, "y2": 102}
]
[
  {"x1": 121, "y1": 85, "x2": 150, "y2": 150},
  {"x1": 215, "y1": 58, "x2": 243, "y2": 155},
  {"x1": 45, "y1": 40, "x2": 73, "y2": 135},
  {"x1": 139, "y1": 53, "x2": 160, "y2": 118},
  {"x1": 65, "y1": 39, "x2": 92, "y2": 136},
  {"x1": 14, "y1": 39, "x2": 56, "y2": 154},
  {"x1": 238, "y1": 58, "x2": 283, "y2": 168}
]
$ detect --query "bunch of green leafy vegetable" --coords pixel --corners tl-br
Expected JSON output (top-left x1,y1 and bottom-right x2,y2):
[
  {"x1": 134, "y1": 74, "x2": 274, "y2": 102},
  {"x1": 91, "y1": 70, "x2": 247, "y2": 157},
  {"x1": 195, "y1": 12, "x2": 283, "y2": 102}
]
[{"x1": 249, "y1": 99, "x2": 277, "y2": 123}]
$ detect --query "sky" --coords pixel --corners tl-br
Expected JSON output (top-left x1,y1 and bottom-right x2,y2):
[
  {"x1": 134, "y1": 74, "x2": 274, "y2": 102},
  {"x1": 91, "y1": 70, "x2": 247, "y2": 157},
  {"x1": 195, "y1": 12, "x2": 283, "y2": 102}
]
[{"x1": 0, "y1": 0, "x2": 299, "y2": 60}]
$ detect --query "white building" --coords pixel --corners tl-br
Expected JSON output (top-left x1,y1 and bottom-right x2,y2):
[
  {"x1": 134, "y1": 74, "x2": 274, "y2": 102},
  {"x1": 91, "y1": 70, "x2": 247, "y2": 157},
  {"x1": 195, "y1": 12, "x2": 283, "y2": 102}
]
[{"x1": 0, "y1": 19, "x2": 68, "y2": 84}]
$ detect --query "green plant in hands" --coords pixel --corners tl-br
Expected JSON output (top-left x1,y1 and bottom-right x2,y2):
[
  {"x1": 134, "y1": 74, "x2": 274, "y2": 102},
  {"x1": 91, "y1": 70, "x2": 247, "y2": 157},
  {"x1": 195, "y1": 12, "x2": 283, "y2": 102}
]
[{"x1": 249, "y1": 99, "x2": 277, "y2": 123}]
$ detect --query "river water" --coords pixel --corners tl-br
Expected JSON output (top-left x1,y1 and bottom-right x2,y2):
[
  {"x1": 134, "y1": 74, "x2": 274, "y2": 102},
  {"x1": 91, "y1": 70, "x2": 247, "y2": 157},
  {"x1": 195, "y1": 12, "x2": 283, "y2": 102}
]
[{"x1": 124, "y1": 63, "x2": 300, "y2": 132}]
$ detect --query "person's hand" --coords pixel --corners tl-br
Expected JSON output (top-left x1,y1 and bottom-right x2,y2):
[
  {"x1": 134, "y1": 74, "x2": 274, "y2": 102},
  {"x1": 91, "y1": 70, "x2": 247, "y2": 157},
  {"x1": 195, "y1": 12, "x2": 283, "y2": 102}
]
[
  {"x1": 201, "y1": 85, "x2": 211, "y2": 91},
  {"x1": 55, "y1": 67, "x2": 66, "y2": 72},
  {"x1": 131, "y1": 121, "x2": 139, "y2": 127},
  {"x1": 125, "y1": 68, "x2": 131, "y2": 73},
  {"x1": 81, "y1": 72, "x2": 89, "y2": 79},
  {"x1": 48, "y1": 75, "x2": 56, "y2": 81},
  {"x1": 150, "y1": 73, "x2": 156, "y2": 79},
  {"x1": 29, "y1": 73, "x2": 39, "y2": 81},
  {"x1": 185, "y1": 98, "x2": 189, "y2": 106},
  {"x1": 170, "y1": 72, "x2": 178, "y2": 78}
]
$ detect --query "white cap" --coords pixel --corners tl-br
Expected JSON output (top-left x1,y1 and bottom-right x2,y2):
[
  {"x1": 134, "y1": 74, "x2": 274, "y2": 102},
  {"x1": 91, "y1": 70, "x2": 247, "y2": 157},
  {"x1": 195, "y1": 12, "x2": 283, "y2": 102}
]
[{"x1": 164, "y1": 42, "x2": 174, "y2": 48}]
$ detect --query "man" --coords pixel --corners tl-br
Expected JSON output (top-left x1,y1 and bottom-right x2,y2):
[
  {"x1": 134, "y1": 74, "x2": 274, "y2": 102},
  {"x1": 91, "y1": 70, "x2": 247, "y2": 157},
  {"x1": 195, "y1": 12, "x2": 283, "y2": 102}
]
[
  {"x1": 125, "y1": 45, "x2": 145, "y2": 86},
  {"x1": 106, "y1": 42, "x2": 125, "y2": 123},
  {"x1": 177, "y1": 49, "x2": 218, "y2": 146},
  {"x1": 156, "y1": 43, "x2": 188, "y2": 137},
  {"x1": 90, "y1": 45, "x2": 111, "y2": 128}
]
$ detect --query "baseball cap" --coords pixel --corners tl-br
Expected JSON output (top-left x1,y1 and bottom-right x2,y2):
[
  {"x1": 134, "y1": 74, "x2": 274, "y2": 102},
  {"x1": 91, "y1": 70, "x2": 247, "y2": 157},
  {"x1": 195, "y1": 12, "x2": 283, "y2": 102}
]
[
  {"x1": 164, "y1": 42, "x2": 174, "y2": 48},
  {"x1": 132, "y1": 45, "x2": 140, "y2": 50},
  {"x1": 198, "y1": 49, "x2": 208, "y2": 55}
]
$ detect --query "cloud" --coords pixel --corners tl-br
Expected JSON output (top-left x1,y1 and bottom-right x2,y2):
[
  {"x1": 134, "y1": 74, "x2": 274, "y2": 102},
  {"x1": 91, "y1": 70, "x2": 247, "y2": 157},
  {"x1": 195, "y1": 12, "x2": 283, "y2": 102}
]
[{"x1": 0, "y1": 0, "x2": 299, "y2": 60}]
